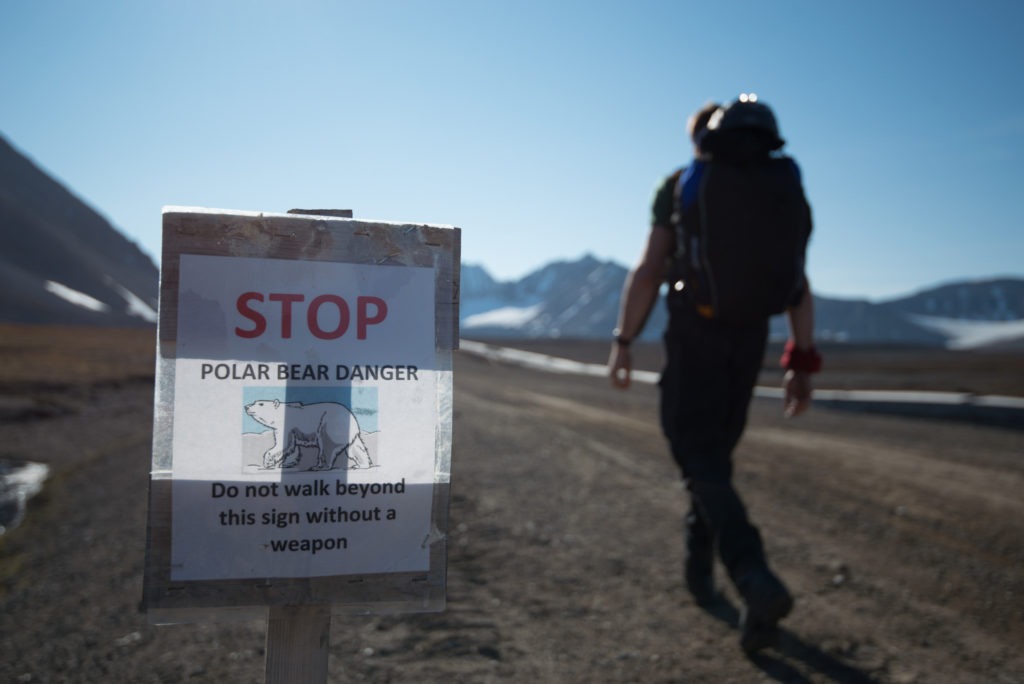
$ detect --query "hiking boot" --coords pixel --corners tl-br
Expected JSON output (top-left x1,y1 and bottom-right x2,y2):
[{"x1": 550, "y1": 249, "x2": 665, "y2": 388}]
[
  {"x1": 684, "y1": 510, "x2": 717, "y2": 606},
  {"x1": 739, "y1": 611, "x2": 783, "y2": 653},
  {"x1": 736, "y1": 568, "x2": 793, "y2": 653}
]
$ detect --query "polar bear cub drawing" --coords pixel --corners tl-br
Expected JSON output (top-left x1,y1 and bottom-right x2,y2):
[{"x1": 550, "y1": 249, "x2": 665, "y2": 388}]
[{"x1": 245, "y1": 399, "x2": 372, "y2": 470}]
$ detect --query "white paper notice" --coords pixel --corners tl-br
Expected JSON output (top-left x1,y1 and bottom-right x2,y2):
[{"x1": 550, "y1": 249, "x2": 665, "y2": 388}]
[{"x1": 169, "y1": 254, "x2": 437, "y2": 581}]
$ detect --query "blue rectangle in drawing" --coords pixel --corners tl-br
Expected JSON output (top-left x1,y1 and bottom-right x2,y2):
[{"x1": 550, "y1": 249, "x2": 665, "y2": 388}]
[{"x1": 241, "y1": 386, "x2": 379, "y2": 473}]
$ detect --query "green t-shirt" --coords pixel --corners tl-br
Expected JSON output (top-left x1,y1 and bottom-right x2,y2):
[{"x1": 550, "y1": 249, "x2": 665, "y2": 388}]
[{"x1": 651, "y1": 168, "x2": 683, "y2": 227}]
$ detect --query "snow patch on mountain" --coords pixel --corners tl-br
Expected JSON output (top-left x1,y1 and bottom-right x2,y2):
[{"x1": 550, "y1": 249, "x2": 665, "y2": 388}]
[
  {"x1": 114, "y1": 282, "x2": 158, "y2": 323},
  {"x1": 45, "y1": 281, "x2": 110, "y2": 313},
  {"x1": 464, "y1": 304, "x2": 544, "y2": 328}
]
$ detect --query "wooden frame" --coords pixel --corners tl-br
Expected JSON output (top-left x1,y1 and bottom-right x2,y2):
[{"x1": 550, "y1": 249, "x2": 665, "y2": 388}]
[{"x1": 143, "y1": 207, "x2": 459, "y2": 624}]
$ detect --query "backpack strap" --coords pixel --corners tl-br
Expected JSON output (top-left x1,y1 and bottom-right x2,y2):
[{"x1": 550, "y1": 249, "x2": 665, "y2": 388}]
[
  {"x1": 667, "y1": 161, "x2": 712, "y2": 315},
  {"x1": 671, "y1": 161, "x2": 707, "y2": 260}
]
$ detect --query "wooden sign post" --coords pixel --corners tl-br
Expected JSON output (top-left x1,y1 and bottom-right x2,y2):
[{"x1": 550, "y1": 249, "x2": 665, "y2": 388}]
[
  {"x1": 143, "y1": 207, "x2": 460, "y2": 682},
  {"x1": 266, "y1": 604, "x2": 331, "y2": 682}
]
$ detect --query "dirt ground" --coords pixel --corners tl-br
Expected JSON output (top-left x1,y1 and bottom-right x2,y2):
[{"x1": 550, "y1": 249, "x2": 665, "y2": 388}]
[{"x1": 0, "y1": 325, "x2": 1022, "y2": 683}]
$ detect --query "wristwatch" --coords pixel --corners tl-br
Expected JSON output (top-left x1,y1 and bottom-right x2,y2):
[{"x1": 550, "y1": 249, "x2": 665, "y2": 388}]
[{"x1": 613, "y1": 328, "x2": 632, "y2": 347}]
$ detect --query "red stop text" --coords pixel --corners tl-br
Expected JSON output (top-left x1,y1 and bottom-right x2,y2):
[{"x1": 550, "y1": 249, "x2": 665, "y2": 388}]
[{"x1": 235, "y1": 292, "x2": 388, "y2": 340}]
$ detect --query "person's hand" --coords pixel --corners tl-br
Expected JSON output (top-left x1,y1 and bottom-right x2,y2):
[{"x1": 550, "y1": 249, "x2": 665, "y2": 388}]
[
  {"x1": 609, "y1": 344, "x2": 632, "y2": 389},
  {"x1": 783, "y1": 369, "x2": 812, "y2": 417}
]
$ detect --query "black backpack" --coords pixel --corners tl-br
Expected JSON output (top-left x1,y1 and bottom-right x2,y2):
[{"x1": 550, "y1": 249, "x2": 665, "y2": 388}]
[{"x1": 669, "y1": 154, "x2": 812, "y2": 324}]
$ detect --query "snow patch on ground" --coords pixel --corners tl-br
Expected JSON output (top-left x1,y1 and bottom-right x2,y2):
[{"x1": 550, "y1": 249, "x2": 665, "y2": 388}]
[
  {"x1": 0, "y1": 460, "x2": 49, "y2": 536},
  {"x1": 909, "y1": 315, "x2": 1024, "y2": 349}
]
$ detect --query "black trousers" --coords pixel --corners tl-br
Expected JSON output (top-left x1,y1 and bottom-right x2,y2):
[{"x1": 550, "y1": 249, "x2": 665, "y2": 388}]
[{"x1": 659, "y1": 307, "x2": 770, "y2": 583}]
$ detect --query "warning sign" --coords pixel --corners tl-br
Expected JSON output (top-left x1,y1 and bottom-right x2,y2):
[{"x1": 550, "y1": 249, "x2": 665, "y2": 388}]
[
  {"x1": 170, "y1": 255, "x2": 437, "y2": 580},
  {"x1": 143, "y1": 207, "x2": 459, "y2": 618}
]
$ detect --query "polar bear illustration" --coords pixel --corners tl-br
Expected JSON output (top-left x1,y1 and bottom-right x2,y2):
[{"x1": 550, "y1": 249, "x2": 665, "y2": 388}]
[{"x1": 245, "y1": 399, "x2": 372, "y2": 471}]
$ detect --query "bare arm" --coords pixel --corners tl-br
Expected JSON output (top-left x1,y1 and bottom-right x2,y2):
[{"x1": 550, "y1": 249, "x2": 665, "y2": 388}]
[
  {"x1": 782, "y1": 280, "x2": 816, "y2": 417},
  {"x1": 608, "y1": 225, "x2": 674, "y2": 389}
]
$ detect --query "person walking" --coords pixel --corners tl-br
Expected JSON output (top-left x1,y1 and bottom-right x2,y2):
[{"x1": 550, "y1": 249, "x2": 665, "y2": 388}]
[{"x1": 608, "y1": 95, "x2": 821, "y2": 653}]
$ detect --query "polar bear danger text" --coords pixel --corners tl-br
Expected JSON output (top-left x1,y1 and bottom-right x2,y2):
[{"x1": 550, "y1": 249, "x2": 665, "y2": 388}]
[{"x1": 199, "y1": 363, "x2": 419, "y2": 382}]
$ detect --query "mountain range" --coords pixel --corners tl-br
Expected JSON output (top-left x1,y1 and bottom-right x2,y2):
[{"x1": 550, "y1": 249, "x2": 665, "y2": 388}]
[
  {"x1": 461, "y1": 259, "x2": 1024, "y2": 349},
  {"x1": 2, "y1": 133, "x2": 1023, "y2": 349}
]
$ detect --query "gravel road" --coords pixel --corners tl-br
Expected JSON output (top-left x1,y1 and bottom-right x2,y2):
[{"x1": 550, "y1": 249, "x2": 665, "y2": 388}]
[{"x1": 1, "y1": 329, "x2": 1022, "y2": 682}]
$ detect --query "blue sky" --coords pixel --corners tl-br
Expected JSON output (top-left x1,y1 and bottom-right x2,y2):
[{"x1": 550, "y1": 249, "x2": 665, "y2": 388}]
[{"x1": 2, "y1": 0, "x2": 1022, "y2": 300}]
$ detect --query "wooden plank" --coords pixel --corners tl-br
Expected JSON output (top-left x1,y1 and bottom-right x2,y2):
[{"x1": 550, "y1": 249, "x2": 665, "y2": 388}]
[{"x1": 287, "y1": 209, "x2": 353, "y2": 218}]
